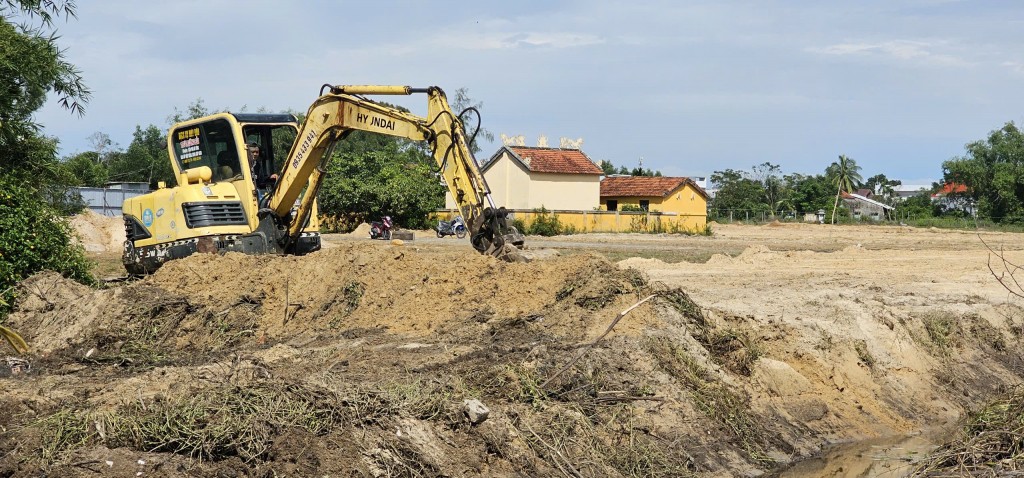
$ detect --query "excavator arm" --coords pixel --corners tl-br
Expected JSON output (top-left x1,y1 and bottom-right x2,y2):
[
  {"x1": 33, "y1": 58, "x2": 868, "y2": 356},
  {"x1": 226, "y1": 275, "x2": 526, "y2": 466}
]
[{"x1": 265, "y1": 85, "x2": 524, "y2": 259}]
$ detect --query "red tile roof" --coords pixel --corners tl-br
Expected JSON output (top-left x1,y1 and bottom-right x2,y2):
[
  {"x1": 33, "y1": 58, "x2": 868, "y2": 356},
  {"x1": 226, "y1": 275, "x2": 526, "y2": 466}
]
[
  {"x1": 505, "y1": 146, "x2": 603, "y2": 175},
  {"x1": 935, "y1": 183, "x2": 968, "y2": 195},
  {"x1": 600, "y1": 176, "x2": 706, "y2": 199}
]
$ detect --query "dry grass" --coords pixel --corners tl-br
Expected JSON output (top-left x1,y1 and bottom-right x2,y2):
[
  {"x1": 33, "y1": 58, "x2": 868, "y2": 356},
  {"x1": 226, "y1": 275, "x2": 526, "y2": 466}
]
[
  {"x1": 646, "y1": 336, "x2": 774, "y2": 465},
  {"x1": 913, "y1": 386, "x2": 1024, "y2": 476},
  {"x1": 513, "y1": 404, "x2": 697, "y2": 477},
  {"x1": 36, "y1": 382, "x2": 339, "y2": 463}
]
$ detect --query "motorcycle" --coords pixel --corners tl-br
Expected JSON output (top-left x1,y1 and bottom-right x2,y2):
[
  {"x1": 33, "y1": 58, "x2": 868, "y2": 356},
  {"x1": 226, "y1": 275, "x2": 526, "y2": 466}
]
[
  {"x1": 435, "y1": 216, "x2": 467, "y2": 239},
  {"x1": 369, "y1": 216, "x2": 393, "y2": 240}
]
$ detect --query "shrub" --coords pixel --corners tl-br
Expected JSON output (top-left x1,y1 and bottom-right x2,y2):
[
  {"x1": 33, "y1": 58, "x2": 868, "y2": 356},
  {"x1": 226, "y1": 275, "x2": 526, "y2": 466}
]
[
  {"x1": 512, "y1": 217, "x2": 528, "y2": 234},
  {"x1": 527, "y1": 206, "x2": 563, "y2": 236},
  {"x1": 0, "y1": 177, "x2": 94, "y2": 317}
]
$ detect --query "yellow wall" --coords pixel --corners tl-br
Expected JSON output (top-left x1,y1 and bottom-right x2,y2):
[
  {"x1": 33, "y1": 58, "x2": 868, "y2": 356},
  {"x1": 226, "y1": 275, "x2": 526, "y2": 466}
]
[
  {"x1": 446, "y1": 151, "x2": 601, "y2": 210},
  {"x1": 601, "y1": 183, "x2": 707, "y2": 218},
  {"x1": 447, "y1": 151, "x2": 531, "y2": 209},
  {"x1": 518, "y1": 210, "x2": 707, "y2": 233},
  {"x1": 529, "y1": 172, "x2": 600, "y2": 210},
  {"x1": 433, "y1": 208, "x2": 707, "y2": 234}
]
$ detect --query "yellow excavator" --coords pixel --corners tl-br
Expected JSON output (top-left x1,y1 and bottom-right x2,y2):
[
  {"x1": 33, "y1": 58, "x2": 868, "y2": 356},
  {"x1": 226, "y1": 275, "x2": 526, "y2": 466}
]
[{"x1": 121, "y1": 85, "x2": 525, "y2": 274}]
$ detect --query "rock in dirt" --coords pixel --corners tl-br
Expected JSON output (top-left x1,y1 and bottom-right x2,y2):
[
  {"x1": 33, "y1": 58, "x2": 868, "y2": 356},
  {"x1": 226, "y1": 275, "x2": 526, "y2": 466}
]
[
  {"x1": 463, "y1": 399, "x2": 490, "y2": 425},
  {"x1": 391, "y1": 231, "x2": 414, "y2": 241}
]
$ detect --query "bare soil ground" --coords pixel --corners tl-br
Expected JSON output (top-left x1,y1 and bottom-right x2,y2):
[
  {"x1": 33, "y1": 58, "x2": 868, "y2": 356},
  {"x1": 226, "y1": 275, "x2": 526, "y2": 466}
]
[{"x1": 2, "y1": 216, "x2": 1024, "y2": 476}]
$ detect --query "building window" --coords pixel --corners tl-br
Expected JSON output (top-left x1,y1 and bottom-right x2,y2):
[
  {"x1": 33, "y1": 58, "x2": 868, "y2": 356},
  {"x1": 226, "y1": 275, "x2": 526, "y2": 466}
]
[
  {"x1": 607, "y1": 200, "x2": 618, "y2": 211},
  {"x1": 639, "y1": 200, "x2": 649, "y2": 211}
]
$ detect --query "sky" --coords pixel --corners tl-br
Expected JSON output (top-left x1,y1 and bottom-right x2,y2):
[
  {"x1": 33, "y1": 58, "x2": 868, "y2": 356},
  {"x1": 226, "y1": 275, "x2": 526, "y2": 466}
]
[{"x1": 30, "y1": 0, "x2": 1024, "y2": 185}]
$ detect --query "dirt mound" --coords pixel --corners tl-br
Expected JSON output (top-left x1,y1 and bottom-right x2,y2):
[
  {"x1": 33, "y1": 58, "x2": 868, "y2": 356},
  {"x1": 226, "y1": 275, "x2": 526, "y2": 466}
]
[
  {"x1": 0, "y1": 242, "x2": 800, "y2": 476},
  {"x1": 8, "y1": 225, "x2": 1024, "y2": 476},
  {"x1": 142, "y1": 243, "x2": 655, "y2": 339},
  {"x1": 348, "y1": 222, "x2": 372, "y2": 237},
  {"x1": 69, "y1": 211, "x2": 124, "y2": 253}
]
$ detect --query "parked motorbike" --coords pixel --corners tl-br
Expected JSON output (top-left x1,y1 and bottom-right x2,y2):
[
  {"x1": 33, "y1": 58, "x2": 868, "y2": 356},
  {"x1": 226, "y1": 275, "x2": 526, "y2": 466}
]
[
  {"x1": 435, "y1": 216, "x2": 467, "y2": 239},
  {"x1": 369, "y1": 216, "x2": 394, "y2": 240}
]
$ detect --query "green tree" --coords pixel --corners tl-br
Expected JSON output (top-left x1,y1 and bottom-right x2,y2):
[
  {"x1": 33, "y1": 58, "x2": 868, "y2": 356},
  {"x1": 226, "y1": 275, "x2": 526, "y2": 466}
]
[
  {"x1": 943, "y1": 122, "x2": 1024, "y2": 222},
  {"x1": 895, "y1": 191, "x2": 938, "y2": 220},
  {"x1": 106, "y1": 125, "x2": 174, "y2": 187},
  {"x1": 864, "y1": 173, "x2": 901, "y2": 206},
  {"x1": 167, "y1": 98, "x2": 210, "y2": 125},
  {"x1": 62, "y1": 151, "x2": 107, "y2": 186},
  {"x1": 0, "y1": 0, "x2": 89, "y2": 143},
  {"x1": 449, "y1": 87, "x2": 493, "y2": 155},
  {"x1": 752, "y1": 162, "x2": 790, "y2": 215},
  {"x1": 0, "y1": 0, "x2": 95, "y2": 314},
  {"x1": 598, "y1": 160, "x2": 616, "y2": 175},
  {"x1": 826, "y1": 154, "x2": 863, "y2": 224},
  {"x1": 785, "y1": 173, "x2": 832, "y2": 215},
  {"x1": 318, "y1": 140, "x2": 444, "y2": 229},
  {"x1": 630, "y1": 167, "x2": 661, "y2": 176},
  {"x1": 0, "y1": 176, "x2": 94, "y2": 309},
  {"x1": 710, "y1": 168, "x2": 768, "y2": 213}
]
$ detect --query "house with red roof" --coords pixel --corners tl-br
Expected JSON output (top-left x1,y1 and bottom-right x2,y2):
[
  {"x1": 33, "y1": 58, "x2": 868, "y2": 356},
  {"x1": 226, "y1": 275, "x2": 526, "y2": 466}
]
[
  {"x1": 600, "y1": 176, "x2": 709, "y2": 217},
  {"x1": 930, "y1": 183, "x2": 968, "y2": 199},
  {"x1": 931, "y1": 183, "x2": 975, "y2": 216},
  {"x1": 446, "y1": 146, "x2": 604, "y2": 210}
]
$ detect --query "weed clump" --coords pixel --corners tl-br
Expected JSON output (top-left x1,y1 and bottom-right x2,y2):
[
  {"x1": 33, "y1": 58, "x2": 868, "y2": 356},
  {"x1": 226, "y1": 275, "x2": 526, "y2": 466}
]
[
  {"x1": 556, "y1": 262, "x2": 650, "y2": 311},
  {"x1": 854, "y1": 340, "x2": 875, "y2": 368},
  {"x1": 646, "y1": 337, "x2": 775, "y2": 465},
  {"x1": 36, "y1": 382, "x2": 339, "y2": 462},
  {"x1": 657, "y1": 289, "x2": 763, "y2": 375},
  {"x1": 914, "y1": 386, "x2": 1024, "y2": 475}
]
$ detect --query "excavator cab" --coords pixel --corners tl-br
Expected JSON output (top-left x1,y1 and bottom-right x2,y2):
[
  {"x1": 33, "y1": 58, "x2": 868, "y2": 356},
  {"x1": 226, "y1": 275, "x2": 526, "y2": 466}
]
[{"x1": 122, "y1": 113, "x2": 320, "y2": 274}]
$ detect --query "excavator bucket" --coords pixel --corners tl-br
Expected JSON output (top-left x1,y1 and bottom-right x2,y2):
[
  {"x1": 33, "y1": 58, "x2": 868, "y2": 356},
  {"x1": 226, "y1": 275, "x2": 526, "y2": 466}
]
[
  {"x1": 0, "y1": 325, "x2": 29, "y2": 355},
  {"x1": 481, "y1": 226, "x2": 529, "y2": 262}
]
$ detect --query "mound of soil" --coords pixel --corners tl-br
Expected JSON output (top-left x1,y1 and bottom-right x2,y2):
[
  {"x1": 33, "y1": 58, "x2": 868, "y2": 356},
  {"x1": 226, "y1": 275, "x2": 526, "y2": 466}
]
[
  {"x1": 5, "y1": 244, "x2": 743, "y2": 476},
  {"x1": 69, "y1": 211, "x2": 124, "y2": 253},
  {"x1": 5, "y1": 228, "x2": 1024, "y2": 477}
]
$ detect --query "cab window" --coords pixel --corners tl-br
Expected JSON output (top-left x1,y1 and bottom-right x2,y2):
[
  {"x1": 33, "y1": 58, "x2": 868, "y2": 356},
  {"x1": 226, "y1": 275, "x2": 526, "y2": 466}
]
[
  {"x1": 172, "y1": 119, "x2": 240, "y2": 182},
  {"x1": 243, "y1": 125, "x2": 297, "y2": 182}
]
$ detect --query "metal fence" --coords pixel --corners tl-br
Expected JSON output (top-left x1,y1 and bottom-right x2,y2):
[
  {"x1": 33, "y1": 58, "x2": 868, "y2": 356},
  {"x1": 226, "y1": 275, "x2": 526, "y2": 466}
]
[
  {"x1": 708, "y1": 209, "x2": 805, "y2": 223},
  {"x1": 75, "y1": 185, "x2": 149, "y2": 217}
]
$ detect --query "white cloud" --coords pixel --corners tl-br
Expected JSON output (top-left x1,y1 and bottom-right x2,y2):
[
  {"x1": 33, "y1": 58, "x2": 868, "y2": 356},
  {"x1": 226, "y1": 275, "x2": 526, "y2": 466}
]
[
  {"x1": 1002, "y1": 61, "x2": 1024, "y2": 75},
  {"x1": 808, "y1": 40, "x2": 968, "y2": 67},
  {"x1": 429, "y1": 28, "x2": 604, "y2": 51}
]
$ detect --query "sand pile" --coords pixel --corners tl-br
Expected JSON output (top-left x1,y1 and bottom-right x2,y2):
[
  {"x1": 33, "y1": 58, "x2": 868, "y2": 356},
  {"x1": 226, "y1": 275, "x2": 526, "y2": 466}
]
[{"x1": 69, "y1": 210, "x2": 124, "y2": 253}]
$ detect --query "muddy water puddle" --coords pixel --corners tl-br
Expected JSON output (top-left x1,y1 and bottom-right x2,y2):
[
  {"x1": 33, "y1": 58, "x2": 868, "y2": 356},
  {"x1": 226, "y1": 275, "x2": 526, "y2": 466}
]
[{"x1": 773, "y1": 430, "x2": 949, "y2": 478}]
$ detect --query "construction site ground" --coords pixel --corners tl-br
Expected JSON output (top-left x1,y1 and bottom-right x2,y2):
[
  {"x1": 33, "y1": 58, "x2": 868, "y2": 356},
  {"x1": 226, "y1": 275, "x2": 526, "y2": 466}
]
[{"x1": 3, "y1": 213, "x2": 1024, "y2": 477}]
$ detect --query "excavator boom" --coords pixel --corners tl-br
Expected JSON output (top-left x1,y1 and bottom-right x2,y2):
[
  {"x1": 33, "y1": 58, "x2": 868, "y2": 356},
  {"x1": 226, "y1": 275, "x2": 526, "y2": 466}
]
[{"x1": 268, "y1": 85, "x2": 524, "y2": 258}]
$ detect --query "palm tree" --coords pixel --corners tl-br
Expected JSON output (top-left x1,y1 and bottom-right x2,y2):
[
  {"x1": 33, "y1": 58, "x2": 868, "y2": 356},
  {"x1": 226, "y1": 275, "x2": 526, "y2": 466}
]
[{"x1": 827, "y1": 154, "x2": 863, "y2": 224}]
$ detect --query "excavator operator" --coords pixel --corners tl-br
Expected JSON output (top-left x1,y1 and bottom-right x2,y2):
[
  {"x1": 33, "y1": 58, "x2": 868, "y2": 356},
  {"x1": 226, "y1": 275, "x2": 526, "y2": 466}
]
[{"x1": 247, "y1": 142, "x2": 278, "y2": 205}]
